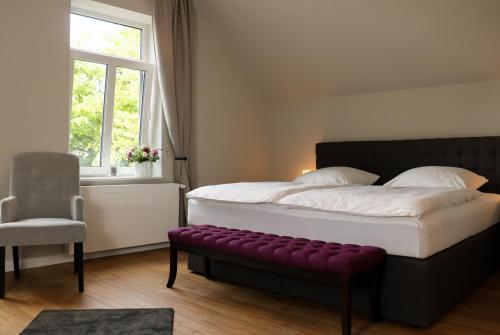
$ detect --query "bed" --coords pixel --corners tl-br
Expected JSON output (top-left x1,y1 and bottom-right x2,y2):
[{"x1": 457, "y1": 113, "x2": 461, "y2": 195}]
[{"x1": 187, "y1": 136, "x2": 500, "y2": 327}]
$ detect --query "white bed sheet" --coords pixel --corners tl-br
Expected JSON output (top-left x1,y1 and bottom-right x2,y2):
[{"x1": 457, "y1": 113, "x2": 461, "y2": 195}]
[{"x1": 187, "y1": 193, "x2": 500, "y2": 259}]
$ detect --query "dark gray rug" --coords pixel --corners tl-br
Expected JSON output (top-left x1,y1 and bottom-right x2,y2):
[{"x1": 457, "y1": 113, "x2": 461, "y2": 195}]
[{"x1": 21, "y1": 308, "x2": 174, "y2": 335}]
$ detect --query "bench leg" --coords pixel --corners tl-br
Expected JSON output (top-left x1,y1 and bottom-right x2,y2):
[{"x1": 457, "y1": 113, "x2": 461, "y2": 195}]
[
  {"x1": 203, "y1": 257, "x2": 211, "y2": 279},
  {"x1": 341, "y1": 277, "x2": 352, "y2": 335},
  {"x1": 0, "y1": 247, "x2": 4, "y2": 299},
  {"x1": 166, "y1": 247, "x2": 178, "y2": 288},
  {"x1": 12, "y1": 246, "x2": 20, "y2": 278},
  {"x1": 370, "y1": 269, "x2": 382, "y2": 322},
  {"x1": 74, "y1": 242, "x2": 84, "y2": 292}
]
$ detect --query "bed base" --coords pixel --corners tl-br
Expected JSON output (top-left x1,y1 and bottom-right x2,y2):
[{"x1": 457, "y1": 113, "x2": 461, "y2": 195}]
[{"x1": 188, "y1": 222, "x2": 500, "y2": 327}]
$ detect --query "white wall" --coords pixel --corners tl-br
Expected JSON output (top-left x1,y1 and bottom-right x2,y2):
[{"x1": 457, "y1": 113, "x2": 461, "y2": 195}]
[
  {"x1": 79, "y1": 0, "x2": 270, "y2": 187},
  {"x1": 95, "y1": 0, "x2": 271, "y2": 187},
  {"x1": 0, "y1": 0, "x2": 269, "y2": 204},
  {"x1": 0, "y1": 0, "x2": 71, "y2": 198},
  {"x1": 0, "y1": 0, "x2": 155, "y2": 199},
  {"x1": 266, "y1": 80, "x2": 500, "y2": 180},
  {"x1": 0, "y1": 0, "x2": 72, "y2": 261},
  {"x1": 0, "y1": 0, "x2": 157, "y2": 268},
  {"x1": 8, "y1": 0, "x2": 500, "y2": 271},
  {"x1": 0, "y1": 0, "x2": 269, "y2": 269},
  {"x1": 191, "y1": 1, "x2": 268, "y2": 186}
]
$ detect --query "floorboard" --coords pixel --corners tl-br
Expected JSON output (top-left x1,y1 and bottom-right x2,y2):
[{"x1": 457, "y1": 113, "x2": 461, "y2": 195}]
[{"x1": 0, "y1": 248, "x2": 498, "y2": 334}]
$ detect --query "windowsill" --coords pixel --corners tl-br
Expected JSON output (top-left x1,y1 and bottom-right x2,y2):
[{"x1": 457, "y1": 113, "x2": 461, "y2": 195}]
[{"x1": 80, "y1": 176, "x2": 169, "y2": 186}]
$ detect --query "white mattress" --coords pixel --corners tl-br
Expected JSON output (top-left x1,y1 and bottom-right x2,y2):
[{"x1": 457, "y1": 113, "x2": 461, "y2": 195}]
[{"x1": 188, "y1": 193, "x2": 500, "y2": 259}]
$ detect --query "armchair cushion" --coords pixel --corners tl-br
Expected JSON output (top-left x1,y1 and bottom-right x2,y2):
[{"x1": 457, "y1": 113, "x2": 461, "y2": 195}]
[
  {"x1": 71, "y1": 196, "x2": 85, "y2": 222},
  {"x1": 0, "y1": 196, "x2": 17, "y2": 223},
  {"x1": 11, "y1": 152, "x2": 80, "y2": 220},
  {"x1": 0, "y1": 218, "x2": 86, "y2": 246}
]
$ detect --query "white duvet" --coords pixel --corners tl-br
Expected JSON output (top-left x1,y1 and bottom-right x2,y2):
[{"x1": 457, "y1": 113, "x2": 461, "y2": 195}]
[
  {"x1": 186, "y1": 182, "x2": 346, "y2": 204},
  {"x1": 277, "y1": 186, "x2": 482, "y2": 217}
]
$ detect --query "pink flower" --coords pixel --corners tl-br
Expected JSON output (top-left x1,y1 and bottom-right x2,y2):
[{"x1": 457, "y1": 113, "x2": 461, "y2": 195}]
[
  {"x1": 142, "y1": 152, "x2": 148, "y2": 158},
  {"x1": 152, "y1": 148, "x2": 159, "y2": 156}
]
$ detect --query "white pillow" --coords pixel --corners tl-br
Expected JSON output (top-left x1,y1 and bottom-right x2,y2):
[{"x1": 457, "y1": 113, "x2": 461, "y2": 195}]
[
  {"x1": 294, "y1": 167, "x2": 379, "y2": 185},
  {"x1": 384, "y1": 166, "x2": 488, "y2": 189}
]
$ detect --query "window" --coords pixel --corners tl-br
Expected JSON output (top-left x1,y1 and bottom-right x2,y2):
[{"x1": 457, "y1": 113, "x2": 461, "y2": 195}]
[{"x1": 69, "y1": 12, "x2": 154, "y2": 176}]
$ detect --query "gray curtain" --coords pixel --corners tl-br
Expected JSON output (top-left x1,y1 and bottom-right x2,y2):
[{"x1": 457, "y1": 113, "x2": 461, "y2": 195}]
[{"x1": 153, "y1": 0, "x2": 192, "y2": 226}]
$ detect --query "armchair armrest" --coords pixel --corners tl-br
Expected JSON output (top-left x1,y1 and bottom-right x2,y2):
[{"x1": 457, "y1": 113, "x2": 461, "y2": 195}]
[
  {"x1": 0, "y1": 196, "x2": 17, "y2": 223},
  {"x1": 71, "y1": 195, "x2": 85, "y2": 222}
]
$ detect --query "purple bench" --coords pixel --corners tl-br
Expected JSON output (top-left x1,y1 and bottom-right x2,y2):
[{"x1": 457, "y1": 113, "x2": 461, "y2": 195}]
[{"x1": 167, "y1": 225, "x2": 386, "y2": 335}]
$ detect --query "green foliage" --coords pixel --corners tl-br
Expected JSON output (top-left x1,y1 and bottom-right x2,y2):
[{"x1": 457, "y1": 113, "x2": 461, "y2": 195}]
[
  {"x1": 111, "y1": 67, "x2": 142, "y2": 166},
  {"x1": 108, "y1": 30, "x2": 141, "y2": 59},
  {"x1": 70, "y1": 60, "x2": 105, "y2": 167},
  {"x1": 69, "y1": 25, "x2": 143, "y2": 167}
]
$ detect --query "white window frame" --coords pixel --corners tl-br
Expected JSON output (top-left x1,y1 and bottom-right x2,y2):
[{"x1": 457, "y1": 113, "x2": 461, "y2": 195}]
[{"x1": 69, "y1": 6, "x2": 155, "y2": 177}]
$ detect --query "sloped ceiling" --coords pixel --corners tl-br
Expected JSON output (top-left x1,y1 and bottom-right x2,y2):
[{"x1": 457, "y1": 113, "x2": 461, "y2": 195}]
[{"x1": 195, "y1": 0, "x2": 500, "y2": 102}]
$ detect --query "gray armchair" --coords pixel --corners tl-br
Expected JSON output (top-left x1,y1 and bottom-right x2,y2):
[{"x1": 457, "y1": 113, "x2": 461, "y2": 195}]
[{"x1": 0, "y1": 152, "x2": 86, "y2": 298}]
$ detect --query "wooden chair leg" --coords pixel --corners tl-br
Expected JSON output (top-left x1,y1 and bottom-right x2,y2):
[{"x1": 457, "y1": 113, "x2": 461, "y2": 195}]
[
  {"x1": 12, "y1": 246, "x2": 20, "y2": 278},
  {"x1": 0, "y1": 247, "x2": 5, "y2": 299},
  {"x1": 203, "y1": 257, "x2": 211, "y2": 279},
  {"x1": 166, "y1": 247, "x2": 178, "y2": 288},
  {"x1": 370, "y1": 269, "x2": 382, "y2": 322},
  {"x1": 341, "y1": 277, "x2": 352, "y2": 335},
  {"x1": 74, "y1": 242, "x2": 84, "y2": 292}
]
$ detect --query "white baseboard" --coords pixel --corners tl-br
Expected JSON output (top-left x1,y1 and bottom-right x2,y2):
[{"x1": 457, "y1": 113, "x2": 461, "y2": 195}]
[
  {"x1": 5, "y1": 253, "x2": 73, "y2": 273},
  {"x1": 84, "y1": 242, "x2": 170, "y2": 260},
  {"x1": 4, "y1": 242, "x2": 170, "y2": 272}
]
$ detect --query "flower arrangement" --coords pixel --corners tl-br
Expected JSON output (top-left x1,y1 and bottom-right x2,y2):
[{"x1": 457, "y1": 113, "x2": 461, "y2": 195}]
[{"x1": 126, "y1": 145, "x2": 160, "y2": 164}]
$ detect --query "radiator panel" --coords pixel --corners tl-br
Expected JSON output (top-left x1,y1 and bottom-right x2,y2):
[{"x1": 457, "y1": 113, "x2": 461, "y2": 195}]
[{"x1": 80, "y1": 183, "x2": 179, "y2": 253}]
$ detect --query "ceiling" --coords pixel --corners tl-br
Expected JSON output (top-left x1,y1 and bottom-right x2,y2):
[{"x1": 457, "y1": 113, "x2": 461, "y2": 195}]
[{"x1": 195, "y1": 0, "x2": 500, "y2": 102}]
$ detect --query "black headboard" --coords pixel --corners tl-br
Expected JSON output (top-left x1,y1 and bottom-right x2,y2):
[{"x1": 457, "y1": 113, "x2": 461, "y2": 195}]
[{"x1": 316, "y1": 136, "x2": 500, "y2": 193}]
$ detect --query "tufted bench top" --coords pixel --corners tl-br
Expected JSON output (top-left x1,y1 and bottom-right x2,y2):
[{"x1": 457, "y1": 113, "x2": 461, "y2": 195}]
[{"x1": 168, "y1": 225, "x2": 386, "y2": 277}]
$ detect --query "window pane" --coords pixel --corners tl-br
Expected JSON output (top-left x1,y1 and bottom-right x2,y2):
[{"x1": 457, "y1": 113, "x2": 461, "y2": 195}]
[
  {"x1": 111, "y1": 67, "x2": 144, "y2": 166},
  {"x1": 70, "y1": 13, "x2": 141, "y2": 59},
  {"x1": 70, "y1": 60, "x2": 107, "y2": 167}
]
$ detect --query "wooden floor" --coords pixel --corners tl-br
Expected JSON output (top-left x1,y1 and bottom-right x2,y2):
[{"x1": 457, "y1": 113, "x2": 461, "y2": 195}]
[{"x1": 0, "y1": 249, "x2": 499, "y2": 335}]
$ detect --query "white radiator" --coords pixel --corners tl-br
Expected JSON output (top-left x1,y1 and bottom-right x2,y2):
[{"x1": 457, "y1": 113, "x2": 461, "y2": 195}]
[{"x1": 80, "y1": 183, "x2": 179, "y2": 253}]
